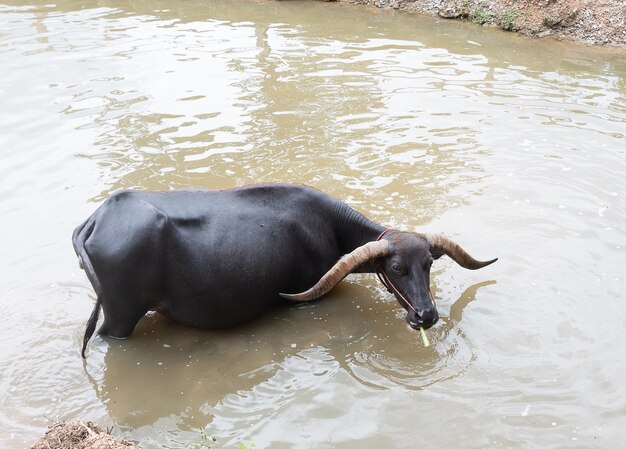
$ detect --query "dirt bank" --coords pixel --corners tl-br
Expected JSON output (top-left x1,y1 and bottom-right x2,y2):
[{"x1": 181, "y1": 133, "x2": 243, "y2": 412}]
[{"x1": 338, "y1": 0, "x2": 626, "y2": 46}]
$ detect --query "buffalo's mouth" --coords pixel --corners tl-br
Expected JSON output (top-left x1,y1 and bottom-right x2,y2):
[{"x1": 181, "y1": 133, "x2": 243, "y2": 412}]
[{"x1": 407, "y1": 313, "x2": 438, "y2": 330}]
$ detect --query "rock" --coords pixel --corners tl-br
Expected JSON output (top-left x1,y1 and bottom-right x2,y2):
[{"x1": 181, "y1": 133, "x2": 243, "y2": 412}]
[
  {"x1": 561, "y1": 3, "x2": 581, "y2": 26},
  {"x1": 536, "y1": 29, "x2": 554, "y2": 38},
  {"x1": 438, "y1": 0, "x2": 468, "y2": 18},
  {"x1": 543, "y1": 2, "x2": 580, "y2": 28}
]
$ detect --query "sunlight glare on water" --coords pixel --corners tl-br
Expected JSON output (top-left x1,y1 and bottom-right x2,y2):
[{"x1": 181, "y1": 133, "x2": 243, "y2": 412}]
[{"x1": 0, "y1": 0, "x2": 625, "y2": 448}]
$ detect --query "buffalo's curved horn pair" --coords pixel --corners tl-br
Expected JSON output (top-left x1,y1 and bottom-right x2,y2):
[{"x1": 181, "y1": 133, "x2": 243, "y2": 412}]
[
  {"x1": 280, "y1": 233, "x2": 497, "y2": 303},
  {"x1": 279, "y1": 240, "x2": 390, "y2": 302},
  {"x1": 424, "y1": 233, "x2": 498, "y2": 270}
]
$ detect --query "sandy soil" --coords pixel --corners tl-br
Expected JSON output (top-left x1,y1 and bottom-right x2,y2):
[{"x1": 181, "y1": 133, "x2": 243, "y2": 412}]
[{"x1": 339, "y1": 0, "x2": 626, "y2": 46}]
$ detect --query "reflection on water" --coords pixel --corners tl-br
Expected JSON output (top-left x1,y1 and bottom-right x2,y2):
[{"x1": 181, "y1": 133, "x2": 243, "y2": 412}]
[
  {"x1": 86, "y1": 280, "x2": 492, "y2": 447},
  {"x1": 1, "y1": 0, "x2": 626, "y2": 448},
  {"x1": 91, "y1": 281, "x2": 490, "y2": 421},
  {"x1": 345, "y1": 281, "x2": 498, "y2": 392}
]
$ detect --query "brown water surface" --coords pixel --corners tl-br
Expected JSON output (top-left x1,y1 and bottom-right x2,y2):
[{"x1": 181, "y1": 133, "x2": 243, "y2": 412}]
[{"x1": 1, "y1": 1, "x2": 625, "y2": 448}]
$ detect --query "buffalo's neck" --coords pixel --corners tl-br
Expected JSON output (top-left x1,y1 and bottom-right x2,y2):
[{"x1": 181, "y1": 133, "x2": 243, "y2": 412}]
[{"x1": 333, "y1": 202, "x2": 386, "y2": 274}]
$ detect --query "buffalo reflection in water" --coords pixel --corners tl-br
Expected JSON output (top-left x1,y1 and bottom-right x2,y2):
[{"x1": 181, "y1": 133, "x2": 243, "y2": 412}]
[{"x1": 84, "y1": 279, "x2": 496, "y2": 429}]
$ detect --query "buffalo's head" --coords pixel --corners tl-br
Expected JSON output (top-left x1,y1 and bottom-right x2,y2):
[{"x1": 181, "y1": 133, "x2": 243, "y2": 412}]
[{"x1": 280, "y1": 231, "x2": 497, "y2": 330}]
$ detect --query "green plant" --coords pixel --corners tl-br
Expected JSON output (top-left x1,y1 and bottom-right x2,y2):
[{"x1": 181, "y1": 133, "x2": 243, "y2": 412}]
[
  {"x1": 189, "y1": 427, "x2": 218, "y2": 449},
  {"x1": 501, "y1": 9, "x2": 520, "y2": 31},
  {"x1": 188, "y1": 427, "x2": 256, "y2": 449},
  {"x1": 470, "y1": 8, "x2": 496, "y2": 25}
]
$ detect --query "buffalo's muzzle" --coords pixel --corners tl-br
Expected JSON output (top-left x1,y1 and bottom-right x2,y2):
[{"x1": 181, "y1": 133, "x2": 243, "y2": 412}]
[{"x1": 407, "y1": 308, "x2": 439, "y2": 330}]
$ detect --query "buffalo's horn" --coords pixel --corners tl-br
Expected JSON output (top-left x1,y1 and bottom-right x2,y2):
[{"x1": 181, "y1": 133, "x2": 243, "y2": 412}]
[
  {"x1": 280, "y1": 240, "x2": 390, "y2": 302},
  {"x1": 425, "y1": 233, "x2": 497, "y2": 270}
]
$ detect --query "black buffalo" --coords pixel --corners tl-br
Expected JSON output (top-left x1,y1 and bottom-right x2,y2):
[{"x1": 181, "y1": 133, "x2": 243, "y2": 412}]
[{"x1": 73, "y1": 184, "x2": 497, "y2": 357}]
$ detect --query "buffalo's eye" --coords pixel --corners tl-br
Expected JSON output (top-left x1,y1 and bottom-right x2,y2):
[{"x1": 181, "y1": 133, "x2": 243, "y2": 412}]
[{"x1": 391, "y1": 262, "x2": 404, "y2": 273}]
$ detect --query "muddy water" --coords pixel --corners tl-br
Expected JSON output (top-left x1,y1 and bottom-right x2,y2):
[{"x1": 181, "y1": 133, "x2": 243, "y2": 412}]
[{"x1": 1, "y1": 0, "x2": 626, "y2": 447}]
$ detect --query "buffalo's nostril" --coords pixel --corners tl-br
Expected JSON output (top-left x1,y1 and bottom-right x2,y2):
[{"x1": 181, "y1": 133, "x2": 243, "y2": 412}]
[
  {"x1": 417, "y1": 310, "x2": 439, "y2": 329},
  {"x1": 407, "y1": 307, "x2": 439, "y2": 330}
]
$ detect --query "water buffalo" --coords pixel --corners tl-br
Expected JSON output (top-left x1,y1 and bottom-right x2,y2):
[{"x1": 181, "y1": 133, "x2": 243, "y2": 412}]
[{"x1": 73, "y1": 184, "x2": 497, "y2": 357}]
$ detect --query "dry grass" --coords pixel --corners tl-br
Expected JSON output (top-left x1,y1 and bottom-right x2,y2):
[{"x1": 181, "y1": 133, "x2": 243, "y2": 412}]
[{"x1": 31, "y1": 422, "x2": 139, "y2": 449}]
